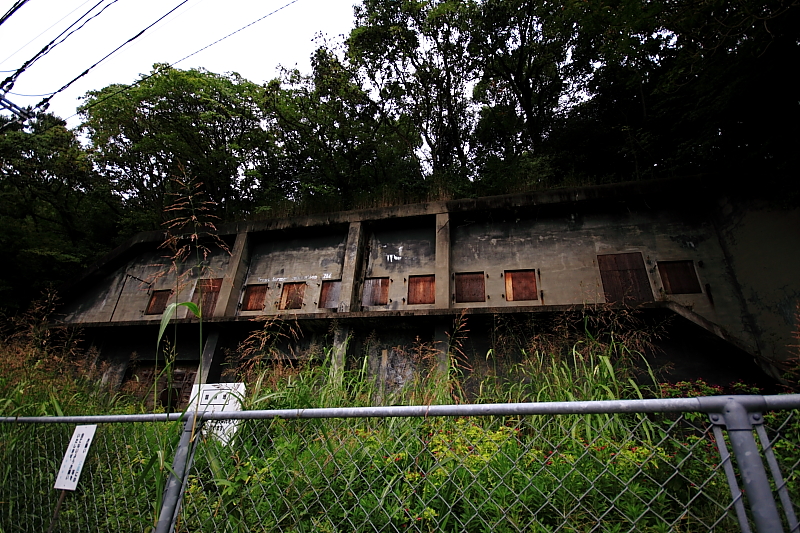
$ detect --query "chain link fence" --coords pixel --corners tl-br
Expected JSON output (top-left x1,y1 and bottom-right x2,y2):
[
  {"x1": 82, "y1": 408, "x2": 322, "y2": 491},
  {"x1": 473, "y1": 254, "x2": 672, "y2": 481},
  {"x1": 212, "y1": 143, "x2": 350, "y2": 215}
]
[
  {"x1": 0, "y1": 418, "x2": 182, "y2": 532},
  {"x1": 2, "y1": 395, "x2": 799, "y2": 533}
]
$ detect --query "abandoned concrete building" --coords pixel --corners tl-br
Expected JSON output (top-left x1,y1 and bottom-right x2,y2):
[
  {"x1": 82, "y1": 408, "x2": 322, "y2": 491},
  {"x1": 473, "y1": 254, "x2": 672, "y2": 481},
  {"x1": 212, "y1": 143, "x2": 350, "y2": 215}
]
[{"x1": 58, "y1": 177, "x2": 800, "y2": 407}]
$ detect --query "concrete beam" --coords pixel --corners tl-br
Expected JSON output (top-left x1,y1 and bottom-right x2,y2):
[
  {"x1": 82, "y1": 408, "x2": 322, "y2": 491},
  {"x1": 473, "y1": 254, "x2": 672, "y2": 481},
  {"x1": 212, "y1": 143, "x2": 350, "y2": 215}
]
[
  {"x1": 435, "y1": 213, "x2": 451, "y2": 309},
  {"x1": 331, "y1": 325, "x2": 350, "y2": 386},
  {"x1": 217, "y1": 232, "x2": 249, "y2": 318},
  {"x1": 193, "y1": 329, "x2": 220, "y2": 386},
  {"x1": 338, "y1": 222, "x2": 366, "y2": 312},
  {"x1": 434, "y1": 322, "x2": 450, "y2": 377}
]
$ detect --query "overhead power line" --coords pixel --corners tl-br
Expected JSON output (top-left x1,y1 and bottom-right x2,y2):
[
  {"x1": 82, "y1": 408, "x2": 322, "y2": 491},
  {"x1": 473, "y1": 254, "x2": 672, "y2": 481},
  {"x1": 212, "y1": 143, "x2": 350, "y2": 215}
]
[
  {"x1": 34, "y1": 0, "x2": 190, "y2": 112},
  {"x1": 1, "y1": 0, "x2": 95, "y2": 67},
  {"x1": 1, "y1": 0, "x2": 117, "y2": 93},
  {"x1": 0, "y1": 0, "x2": 32, "y2": 28},
  {"x1": 0, "y1": 92, "x2": 34, "y2": 123},
  {"x1": 2, "y1": 0, "x2": 302, "y2": 131},
  {"x1": 169, "y1": 0, "x2": 300, "y2": 68},
  {"x1": 57, "y1": 0, "x2": 301, "y2": 121},
  {"x1": 8, "y1": 90, "x2": 57, "y2": 97}
]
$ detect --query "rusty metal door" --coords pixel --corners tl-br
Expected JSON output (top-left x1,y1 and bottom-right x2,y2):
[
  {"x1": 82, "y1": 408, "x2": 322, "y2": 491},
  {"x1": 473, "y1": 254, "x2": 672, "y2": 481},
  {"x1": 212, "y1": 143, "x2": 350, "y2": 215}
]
[
  {"x1": 279, "y1": 282, "x2": 305, "y2": 310},
  {"x1": 146, "y1": 290, "x2": 172, "y2": 315},
  {"x1": 657, "y1": 261, "x2": 701, "y2": 294},
  {"x1": 192, "y1": 279, "x2": 222, "y2": 318},
  {"x1": 362, "y1": 278, "x2": 390, "y2": 306},
  {"x1": 241, "y1": 284, "x2": 268, "y2": 311},
  {"x1": 455, "y1": 272, "x2": 485, "y2": 303},
  {"x1": 408, "y1": 275, "x2": 435, "y2": 304},
  {"x1": 597, "y1": 253, "x2": 653, "y2": 303},
  {"x1": 319, "y1": 280, "x2": 342, "y2": 309},
  {"x1": 504, "y1": 270, "x2": 538, "y2": 301}
]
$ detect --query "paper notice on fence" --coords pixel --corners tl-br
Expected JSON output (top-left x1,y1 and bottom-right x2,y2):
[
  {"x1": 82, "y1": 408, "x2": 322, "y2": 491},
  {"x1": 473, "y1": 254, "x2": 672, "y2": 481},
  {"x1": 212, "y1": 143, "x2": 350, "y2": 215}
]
[{"x1": 54, "y1": 424, "x2": 97, "y2": 491}]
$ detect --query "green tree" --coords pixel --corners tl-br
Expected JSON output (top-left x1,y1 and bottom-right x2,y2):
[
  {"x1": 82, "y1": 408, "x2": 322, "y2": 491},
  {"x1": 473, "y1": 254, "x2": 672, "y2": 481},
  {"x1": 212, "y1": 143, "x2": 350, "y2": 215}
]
[
  {"x1": 262, "y1": 47, "x2": 421, "y2": 210},
  {"x1": 0, "y1": 113, "x2": 117, "y2": 310},
  {"x1": 79, "y1": 65, "x2": 271, "y2": 232},
  {"x1": 348, "y1": 0, "x2": 477, "y2": 190}
]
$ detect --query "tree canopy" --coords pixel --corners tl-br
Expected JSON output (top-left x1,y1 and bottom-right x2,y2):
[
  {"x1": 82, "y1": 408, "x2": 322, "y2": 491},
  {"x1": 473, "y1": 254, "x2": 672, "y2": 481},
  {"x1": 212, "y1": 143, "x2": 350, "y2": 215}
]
[{"x1": 1, "y1": 0, "x2": 798, "y2": 309}]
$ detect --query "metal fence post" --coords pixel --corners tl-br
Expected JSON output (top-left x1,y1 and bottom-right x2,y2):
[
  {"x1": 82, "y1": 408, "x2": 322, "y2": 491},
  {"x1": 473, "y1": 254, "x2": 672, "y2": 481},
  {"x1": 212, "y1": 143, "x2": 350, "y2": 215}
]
[
  {"x1": 704, "y1": 396, "x2": 784, "y2": 533},
  {"x1": 154, "y1": 413, "x2": 201, "y2": 533}
]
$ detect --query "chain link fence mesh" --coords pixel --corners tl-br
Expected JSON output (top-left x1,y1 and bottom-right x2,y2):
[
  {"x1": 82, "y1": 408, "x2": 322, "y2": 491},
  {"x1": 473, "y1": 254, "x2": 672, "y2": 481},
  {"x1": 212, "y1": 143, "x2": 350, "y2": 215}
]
[
  {"x1": 0, "y1": 420, "x2": 182, "y2": 532},
  {"x1": 1, "y1": 407, "x2": 798, "y2": 532}
]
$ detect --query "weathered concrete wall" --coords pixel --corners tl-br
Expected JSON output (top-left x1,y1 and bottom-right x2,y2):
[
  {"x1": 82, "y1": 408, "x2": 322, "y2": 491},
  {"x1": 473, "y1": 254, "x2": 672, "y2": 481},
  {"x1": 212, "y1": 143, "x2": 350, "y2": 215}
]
[
  {"x1": 363, "y1": 221, "x2": 437, "y2": 311},
  {"x1": 715, "y1": 198, "x2": 800, "y2": 365},
  {"x1": 447, "y1": 206, "x2": 754, "y2": 351},
  {"x1": 62, "y1": 247, "x2": 234, "y2": 323},
  {"x1": 60, "y1": 180, "x2": 799, "y2": 370},
  {"x1": 239, "y1": 231, "x2": 348, "y2": 315}
]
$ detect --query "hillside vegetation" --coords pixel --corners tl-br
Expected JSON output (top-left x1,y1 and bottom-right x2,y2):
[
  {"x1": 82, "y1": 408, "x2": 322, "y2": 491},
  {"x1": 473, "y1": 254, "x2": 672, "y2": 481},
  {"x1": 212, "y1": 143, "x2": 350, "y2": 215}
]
[{"x1": 2, "y1": 0, "x2": 799, "y2": 310}]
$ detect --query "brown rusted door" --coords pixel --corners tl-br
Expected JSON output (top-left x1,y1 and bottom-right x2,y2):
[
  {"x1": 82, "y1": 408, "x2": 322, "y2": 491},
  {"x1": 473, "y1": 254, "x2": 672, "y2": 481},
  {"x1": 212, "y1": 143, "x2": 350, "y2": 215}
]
[
  {"x1": 362, "y1": 277, "x2": 390, "y2": 306},
  {"x1": 192, "y1": 278, "x2": 222, "y2": 317},
  {"x1": 319, "y1": 280, "x2": 342, "y2": 309},
  {"x1": 455, "y1": 272, "x2": 485, "y2": 303},
  {"x1": 280, "y1": 282, "x2": 306, "y2": 310},
  {"x1": 241, "y1": 284, "x2": 268, "y2": 311},
  {"x1": 504, "y1": 270, "x2": 538, "y2": 301},
  {"x1": 657, "y1": 261, "x2": 701, "y2": 294},
  {"x1": 146, "y1": 290, "x2": 172, "y2": 315},
  {"x1": 597, "y1": 253, "x2": 653, "y2": 303},
  {"x1": 408, "y1": 275, "x2": 435, "y2": 304}
]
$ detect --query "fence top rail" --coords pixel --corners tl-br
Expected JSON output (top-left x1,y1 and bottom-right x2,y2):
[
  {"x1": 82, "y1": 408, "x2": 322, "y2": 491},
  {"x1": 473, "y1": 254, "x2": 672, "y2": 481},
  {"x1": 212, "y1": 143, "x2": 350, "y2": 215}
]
[{"x1": 2, "y1": 394, "x2": 799, "y2": 424}]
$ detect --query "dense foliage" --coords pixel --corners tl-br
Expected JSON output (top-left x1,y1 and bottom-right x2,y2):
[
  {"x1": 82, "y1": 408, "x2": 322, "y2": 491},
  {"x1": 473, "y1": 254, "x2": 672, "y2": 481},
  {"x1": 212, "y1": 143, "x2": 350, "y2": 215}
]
[
  {"x1": 1, "y1": 0, "x2": 798, "y2": 309},
  {"x1": 2, "y1": 310, "x2": 799, "y2": 531}
]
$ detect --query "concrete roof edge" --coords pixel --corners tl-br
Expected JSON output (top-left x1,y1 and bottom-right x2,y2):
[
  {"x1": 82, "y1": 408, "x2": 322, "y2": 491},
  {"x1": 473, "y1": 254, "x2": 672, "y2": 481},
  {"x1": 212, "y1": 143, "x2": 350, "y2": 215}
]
[{"x1": 214, "y1": 175, "x2": 707, "y2": 235}]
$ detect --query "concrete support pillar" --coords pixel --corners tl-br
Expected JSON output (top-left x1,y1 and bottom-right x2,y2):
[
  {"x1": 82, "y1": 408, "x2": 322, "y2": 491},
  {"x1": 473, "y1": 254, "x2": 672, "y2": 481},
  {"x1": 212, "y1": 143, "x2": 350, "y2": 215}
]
[
  {"x1": 330, "y1": 325, "x2": 350, "y2": 386},
  {"x1": 434, "y1": 322, "x2": 450, "y2": 377},
  {"x1": 218, "y1": 232, "x2": 249, "y2": 318},
  {"x1": 435, "y1": 213, "x2": 451, "y2": 309},
  {"x1": 194, "y1": 330, "x2": 220, "y2": 386},
  {"x1": 338, "y1": 221, "x2": 366, "y2": 312}
]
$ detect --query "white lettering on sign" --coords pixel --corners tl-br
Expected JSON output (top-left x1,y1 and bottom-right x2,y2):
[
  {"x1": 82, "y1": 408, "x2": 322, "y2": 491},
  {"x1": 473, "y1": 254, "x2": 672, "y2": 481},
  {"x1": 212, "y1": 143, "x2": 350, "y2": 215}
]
[{"x1": 54, "y1": 425, "x2": 97, "y2": 491}]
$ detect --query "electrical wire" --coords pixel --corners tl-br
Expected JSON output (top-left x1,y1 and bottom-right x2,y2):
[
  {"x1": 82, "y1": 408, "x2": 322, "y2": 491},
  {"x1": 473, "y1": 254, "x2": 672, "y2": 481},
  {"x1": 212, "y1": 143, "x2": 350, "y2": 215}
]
[
  {"x1": 2, "y1": 0, "x2": 303, "y2": 131},
  {"x1": 7, "y1": 90, "x2": 57, "y2": 97},
  {"x1": 1, "y1": 0, "x2": 95, "y2": 67},
  {"x1": 1, "y1": 0, "x2": 115, "y2": 93},
  {"x1": 0, "y1": 0, "x2": 32, "y2": 28},
  {"x1": 54, "y1": 0, "x2": 302, "y2": 121},
  {"x1": 34, "y1": 0, "x2": 190, "y2": 111},
  {"x1": 169, "y1": 0, "x2": 300, "y2": 67}
]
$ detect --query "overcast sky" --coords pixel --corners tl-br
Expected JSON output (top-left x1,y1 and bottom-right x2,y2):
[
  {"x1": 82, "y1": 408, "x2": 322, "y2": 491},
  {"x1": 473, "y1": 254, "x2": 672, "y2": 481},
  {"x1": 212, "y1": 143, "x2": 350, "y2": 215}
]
[{"x1": 0, "y1": 0, "x2": 358, "y2": 127}]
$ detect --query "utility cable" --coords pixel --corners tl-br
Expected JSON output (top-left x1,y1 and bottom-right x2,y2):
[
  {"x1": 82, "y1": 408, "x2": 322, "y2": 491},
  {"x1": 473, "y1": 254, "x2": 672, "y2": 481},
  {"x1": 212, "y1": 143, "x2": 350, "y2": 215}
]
[
  {"x1": 1, "y1": 0, "x2": 95, "y2": 67},
  {"x1": 34, "y1": 0, "x2": 190, "y2": 112},
  {"x1": 55, "y1": 0, "x2": 301, "y2": 121},
  {"x1": 7, "y1": 90, "x2": 57, "y2": 97},
  {"x1": 1, "y1": 0, "x2": 114, "y2": 93},
  {"x1": 169, "y1": 0, "x2": 300, "y2": 67},
  {"x1": 0, "y1": 0, "x2": 32, "y2": 28},
  {"x1": 2, "y1": 0, "x2": 301, "y2": 130}
]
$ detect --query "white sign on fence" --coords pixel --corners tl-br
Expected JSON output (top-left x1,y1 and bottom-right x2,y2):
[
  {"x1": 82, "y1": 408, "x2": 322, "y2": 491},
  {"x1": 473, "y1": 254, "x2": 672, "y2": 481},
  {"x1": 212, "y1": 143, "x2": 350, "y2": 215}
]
[
  {"x1": 54, "y1": 425, "x2": 97, "y2": 491},
  {"x1": 189, "y1": 383, "x2": 245, "y2": 445}
]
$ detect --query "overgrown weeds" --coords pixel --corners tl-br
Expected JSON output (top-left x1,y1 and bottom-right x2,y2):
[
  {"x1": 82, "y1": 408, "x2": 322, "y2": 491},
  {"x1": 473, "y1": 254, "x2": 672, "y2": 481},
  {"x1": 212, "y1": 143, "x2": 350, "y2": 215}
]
[{"x1": 0, "y1": 291, "x2": 136, "y2": 416}]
